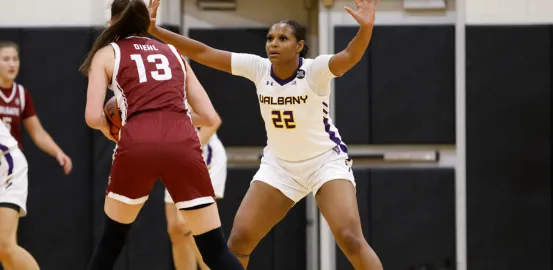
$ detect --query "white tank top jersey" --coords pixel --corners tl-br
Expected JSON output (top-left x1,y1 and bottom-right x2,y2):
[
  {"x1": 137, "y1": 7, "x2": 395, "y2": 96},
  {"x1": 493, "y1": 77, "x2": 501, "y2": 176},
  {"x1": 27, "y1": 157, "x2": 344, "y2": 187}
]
[
  {"x1": 0, "y1": 121, "x2": 18, "y2": 151},
  {"x1": 231, "y1": 53, "x2": 347, "y2": 162}
]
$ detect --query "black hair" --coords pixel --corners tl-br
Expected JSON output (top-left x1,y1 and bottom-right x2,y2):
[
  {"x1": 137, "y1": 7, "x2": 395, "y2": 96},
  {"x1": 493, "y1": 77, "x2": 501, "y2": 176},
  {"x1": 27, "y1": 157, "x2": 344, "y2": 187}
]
[
  {"x1": 0, "y1": 41, "x2": 19, "y2": 53},
  {"x1": 277, "y1": 20, "x2": 309, "y2": 57},
  {"x1": 80, "y1": 0, "x2": 150, "y2": 75}
]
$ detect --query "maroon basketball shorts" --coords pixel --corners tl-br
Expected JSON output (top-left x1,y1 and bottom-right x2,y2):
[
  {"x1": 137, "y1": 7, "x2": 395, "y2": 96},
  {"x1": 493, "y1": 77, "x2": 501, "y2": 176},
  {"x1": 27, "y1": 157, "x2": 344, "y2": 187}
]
[{"x1": 106, "y1": 112, "x2": 215, "y2": 209}]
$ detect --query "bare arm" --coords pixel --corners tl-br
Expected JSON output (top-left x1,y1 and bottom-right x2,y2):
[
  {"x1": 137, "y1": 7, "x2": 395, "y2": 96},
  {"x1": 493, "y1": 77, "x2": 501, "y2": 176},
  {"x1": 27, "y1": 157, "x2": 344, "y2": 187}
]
[
  {"x1": 184, "y1": 60, "x2": 221, "y2": 132},
  {"x1": 329, "y1": 0, "x2": 378, "y2": 77},
  {"x1": 23, "y1": 116, "x2": 64, "y2": 158},
  {"x1": 191, "y1": 111, "x2": 221, "y2": 146},
  {"x1": 85, "y1": 46, "x2": 117, "y2": 142},
  {"x1": 150, "y1": 26, "x2": 232, "y2": 73},
  {"x1": 23, "y1": 116, "x2": 73, "y2": 174}
]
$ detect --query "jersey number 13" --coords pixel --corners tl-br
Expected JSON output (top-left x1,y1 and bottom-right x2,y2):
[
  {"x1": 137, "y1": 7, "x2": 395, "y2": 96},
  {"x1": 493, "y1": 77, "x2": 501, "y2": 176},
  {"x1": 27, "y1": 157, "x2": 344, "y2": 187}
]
[{"x1": 130, "y1": 54, "x2": 172, "y2": 83}]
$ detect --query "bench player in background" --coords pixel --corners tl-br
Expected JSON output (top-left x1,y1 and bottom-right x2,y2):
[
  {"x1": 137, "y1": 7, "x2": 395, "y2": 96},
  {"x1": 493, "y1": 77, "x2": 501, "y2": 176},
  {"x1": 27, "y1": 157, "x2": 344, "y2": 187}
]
[
  {"x1": 80, "y1": 0, "x2": 242, "y2": 269},
  {"x1": 165, "y1": 107, "x2": 227, "y2": 270},
  {"x1": 0, "y1": 122, "x2": 39, "y2": 269},
  {"x1": 148, "y1": 0, "x2": 383, "y2": 269},
  {"x1": 0, "y1": 42, "x2": 72, "y2": 174}
]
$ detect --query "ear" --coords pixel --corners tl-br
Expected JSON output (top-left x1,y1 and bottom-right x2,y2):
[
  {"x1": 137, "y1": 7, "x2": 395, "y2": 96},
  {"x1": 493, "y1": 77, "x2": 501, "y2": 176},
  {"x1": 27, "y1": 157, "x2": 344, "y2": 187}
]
[{"x1": 297, "y1": 40, "x2": 305, "y2": 54}]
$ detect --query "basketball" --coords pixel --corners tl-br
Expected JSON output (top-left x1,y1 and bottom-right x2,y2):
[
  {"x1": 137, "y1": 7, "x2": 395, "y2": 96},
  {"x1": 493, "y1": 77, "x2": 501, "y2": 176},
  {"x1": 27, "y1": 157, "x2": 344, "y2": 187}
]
[{"x1": 104, "y1": 96, "x2": 122, "y2": 140}]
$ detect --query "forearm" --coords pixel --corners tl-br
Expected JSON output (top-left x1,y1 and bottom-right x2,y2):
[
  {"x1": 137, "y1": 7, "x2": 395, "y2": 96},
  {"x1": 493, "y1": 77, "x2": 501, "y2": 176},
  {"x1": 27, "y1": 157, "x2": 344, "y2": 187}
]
[
  {"x1": 343, "y1": 25, "x2": 373, "y2": 65},
  {"x1": 197, "y1": 125, "x2": 217, "y2": 146},
  {"x1": 32, "y1": 131, "x2": 64, "y2": 158},
  {"x1": 150, "y1": 26, "x2": 231, "y2": 73},
  {"x1": 151, "y1": 26, "x2": 208, "y2": 58}
]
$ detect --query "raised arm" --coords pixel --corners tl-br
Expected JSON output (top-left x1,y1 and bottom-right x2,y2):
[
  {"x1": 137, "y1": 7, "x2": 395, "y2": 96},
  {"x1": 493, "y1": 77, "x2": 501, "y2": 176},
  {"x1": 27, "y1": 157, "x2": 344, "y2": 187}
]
[
  {"x1": 329, "y1": 0, "x2": 378, "y2": 77},
  {"x1": 148, "y1": 0, "x2": 232, "y2": 73}
]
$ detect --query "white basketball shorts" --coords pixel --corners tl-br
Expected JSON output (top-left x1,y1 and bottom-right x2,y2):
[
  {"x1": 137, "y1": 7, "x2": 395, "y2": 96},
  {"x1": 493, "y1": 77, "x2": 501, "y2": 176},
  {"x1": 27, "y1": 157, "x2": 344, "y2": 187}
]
[
  {"x1": 0, "y1": 146, "x2": 29, "y2": 217},
  {"x1": 252, "y1": 145, "x2": 355, "y2": 203},
  {"x1": 165, "y1": 137, "x2": 227, "y2": 203}
]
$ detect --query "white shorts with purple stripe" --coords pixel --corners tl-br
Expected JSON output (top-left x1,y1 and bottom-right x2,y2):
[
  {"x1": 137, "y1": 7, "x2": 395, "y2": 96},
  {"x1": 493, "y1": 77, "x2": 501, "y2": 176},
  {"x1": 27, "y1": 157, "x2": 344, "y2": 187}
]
[
  {"x1": 0, "y1": 145, "x2": 29, "y2": 217},
  {"x1": 252, "y1": 145, "x2": 355, "y2": 203}
]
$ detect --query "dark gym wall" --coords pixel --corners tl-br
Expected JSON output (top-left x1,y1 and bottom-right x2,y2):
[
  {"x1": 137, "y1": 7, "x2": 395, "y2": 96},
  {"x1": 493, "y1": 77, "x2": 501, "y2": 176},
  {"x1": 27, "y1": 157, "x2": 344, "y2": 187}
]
[
  {"x1": 334, "y1": 24, "x2": 552, "y2": 270},
  {"x1": 334, "y1": 25, "x2": 456, "y2": 145},
  {"x1": 466, "y1": 25, "x2": 551, "y2": 270}
]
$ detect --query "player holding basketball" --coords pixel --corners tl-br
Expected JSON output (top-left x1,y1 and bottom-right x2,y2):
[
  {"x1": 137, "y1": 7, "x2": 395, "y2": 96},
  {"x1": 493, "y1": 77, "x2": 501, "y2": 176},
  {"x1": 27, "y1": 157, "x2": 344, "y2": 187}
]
[
  {"x1": 164, "y1": 117, "x2": 227, "y2": 270},
  {"x1": 0, "y1": 41, "x2": 72, "y2": 270},
  {"x1": 149, "y1": 0, "x2": 383, "y2": 268},
  {"x1": 80, "y1": 0, "x2": 242, "y2": 269}
]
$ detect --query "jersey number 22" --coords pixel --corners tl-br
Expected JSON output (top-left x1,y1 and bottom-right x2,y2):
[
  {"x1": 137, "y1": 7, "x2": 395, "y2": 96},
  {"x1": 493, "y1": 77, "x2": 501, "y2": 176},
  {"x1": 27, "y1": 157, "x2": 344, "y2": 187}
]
[
  {"x1": 272, "y1": 110, "x2": 296, "y2": 129},
  {"x1": 131, "y1": 54, "x2": 172, "y2": 83}
]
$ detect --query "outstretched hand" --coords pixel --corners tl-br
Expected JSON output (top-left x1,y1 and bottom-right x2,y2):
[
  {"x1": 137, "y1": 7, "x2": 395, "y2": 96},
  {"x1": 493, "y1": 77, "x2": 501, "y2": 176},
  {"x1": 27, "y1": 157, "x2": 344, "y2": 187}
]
[
  {"x1": 344, "y1": 0, "x2": 378, "y2": 27},
  {"x1": 148, "y1": 0, "x2": 161, "y2": 32}
]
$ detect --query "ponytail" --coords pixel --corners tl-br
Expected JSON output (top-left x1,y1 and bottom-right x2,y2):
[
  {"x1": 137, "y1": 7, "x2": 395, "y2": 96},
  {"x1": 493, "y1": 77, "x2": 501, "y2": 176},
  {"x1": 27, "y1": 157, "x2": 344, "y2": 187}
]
[{"x1": 80, "y1": 0, "x2": 150, "y2": 75}]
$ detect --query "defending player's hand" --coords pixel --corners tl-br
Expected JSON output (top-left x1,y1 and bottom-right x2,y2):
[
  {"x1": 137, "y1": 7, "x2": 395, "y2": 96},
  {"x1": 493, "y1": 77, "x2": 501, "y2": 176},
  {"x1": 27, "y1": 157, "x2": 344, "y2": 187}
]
[
  {"x1": 344, "y1": 0, "x2": 378, "y2": 28},
  {"x1": 148, "y1": 0, "x2": 160, "y2": 32}
]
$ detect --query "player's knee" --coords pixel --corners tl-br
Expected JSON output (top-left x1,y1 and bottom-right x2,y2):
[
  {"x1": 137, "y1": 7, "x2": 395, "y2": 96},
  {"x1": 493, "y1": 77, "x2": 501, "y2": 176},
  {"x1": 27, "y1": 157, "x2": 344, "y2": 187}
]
[
  {"x1": 167, "y1": 219, "x2": 189, "y2": 243},
  {"x1": 0, "y1": 237, "x2": 16, "y2": 260},
  {"x1": 334, "y1": 229, "x2": 364, "y2": 256},
  {"x1": 227, "y1": 225, "x2": 255, "y2": 254}
]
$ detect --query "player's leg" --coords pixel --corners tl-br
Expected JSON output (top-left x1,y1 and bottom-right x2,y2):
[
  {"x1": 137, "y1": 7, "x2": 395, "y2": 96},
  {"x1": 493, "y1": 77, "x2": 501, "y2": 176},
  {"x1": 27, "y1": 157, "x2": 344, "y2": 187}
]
[
  {"x1": 227, "y1": 181, "x2": 295, "y2": 267},
  {"x1": 226, "y1": 149, "x2": 304, "y2": 268},
  {"x1": 0, "y1": 149, "x2": 39, "y2": 270},
  {"x1": 0, "y1": 206, "x2": 39, "y2": 270},
  {"x1": 164, "y1": 190, "x2": 197, "y2": 270},
  {"x1": 163, "y1": 139, "x2": 242, "y2": 270},
  {"x1": 87, "y1": 144, "x2": 156, "y2": 270},
  {"x1": 315, "y1": 180, "x2": 382, "y2": 269}
]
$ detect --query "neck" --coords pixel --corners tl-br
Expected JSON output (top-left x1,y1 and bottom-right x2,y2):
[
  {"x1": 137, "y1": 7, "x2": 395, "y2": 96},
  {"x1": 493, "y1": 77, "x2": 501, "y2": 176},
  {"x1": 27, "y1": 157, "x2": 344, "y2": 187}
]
[
  {"x1": 272, "y1": 57, "x2": 301, "y2": 80},
  {"x1": 0, "y1": 78, "x2": 13, "y2": 89}
]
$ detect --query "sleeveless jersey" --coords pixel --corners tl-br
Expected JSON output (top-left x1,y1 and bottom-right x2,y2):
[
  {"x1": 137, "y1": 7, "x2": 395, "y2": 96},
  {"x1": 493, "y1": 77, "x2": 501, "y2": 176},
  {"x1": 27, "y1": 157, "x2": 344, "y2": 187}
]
[
  {"x1": 0, "y1": 83, "x2": 36, "y2": 150},
  {"x1": 110, "y1": 37, "x2": 188, "y2": 126},
  {"x1": 231, "y1": 53, "x2": 347, "y2": 162}
]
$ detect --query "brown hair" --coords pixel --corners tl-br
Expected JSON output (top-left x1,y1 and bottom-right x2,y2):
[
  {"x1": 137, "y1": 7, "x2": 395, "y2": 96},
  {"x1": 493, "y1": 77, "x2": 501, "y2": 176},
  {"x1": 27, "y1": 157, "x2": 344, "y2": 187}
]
[
  {"x1": 0, "y1": 41, "x2": 20, "y2": 53},
  {"x1": 79, "y1": 0, "x2": 150, "y2": 75}
]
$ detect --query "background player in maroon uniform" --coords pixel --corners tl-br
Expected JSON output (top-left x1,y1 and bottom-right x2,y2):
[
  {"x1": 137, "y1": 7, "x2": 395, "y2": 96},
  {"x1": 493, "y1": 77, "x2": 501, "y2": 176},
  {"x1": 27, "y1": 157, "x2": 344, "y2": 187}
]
[
  {"x1": 0, "y1": 42, "x2": 72, "y2": 173},
  {"x1": 80, "y1": 1, "x2": 243, "y2": 269},
  {"x1": 0, "y1": 41, "x2": 72, "y2": 270}
]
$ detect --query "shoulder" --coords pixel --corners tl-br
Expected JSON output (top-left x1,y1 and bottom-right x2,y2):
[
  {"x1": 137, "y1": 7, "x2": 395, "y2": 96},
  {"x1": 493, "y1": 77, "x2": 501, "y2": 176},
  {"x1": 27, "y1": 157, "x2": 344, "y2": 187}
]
[
  {"x1": 95, "y1": 45, "x2": 115, "y2": 61},
  {"x1": 232, "y1": 53, "x2": 270, "y2": 65}
]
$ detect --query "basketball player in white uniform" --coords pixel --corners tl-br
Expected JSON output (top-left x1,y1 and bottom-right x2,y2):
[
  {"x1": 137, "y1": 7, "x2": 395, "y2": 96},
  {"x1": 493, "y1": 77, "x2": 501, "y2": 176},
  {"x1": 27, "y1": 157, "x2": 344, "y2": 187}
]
[
  {"x1": 0, "y1": 123, "x2": 39, "y2": 269},
  {"x1": 149, "y1": 0, "x2": 382, "y2": 269}
]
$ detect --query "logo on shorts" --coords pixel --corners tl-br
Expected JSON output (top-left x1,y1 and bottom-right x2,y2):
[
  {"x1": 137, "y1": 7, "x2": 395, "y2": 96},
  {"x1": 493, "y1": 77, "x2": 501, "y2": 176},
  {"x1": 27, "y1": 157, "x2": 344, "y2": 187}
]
[
  {"x1": 332, "y1": 146, "x2": 340, "y2": 155},
  {"x1": 345, "y1": 158, "x2": 353, "y2": 172}
]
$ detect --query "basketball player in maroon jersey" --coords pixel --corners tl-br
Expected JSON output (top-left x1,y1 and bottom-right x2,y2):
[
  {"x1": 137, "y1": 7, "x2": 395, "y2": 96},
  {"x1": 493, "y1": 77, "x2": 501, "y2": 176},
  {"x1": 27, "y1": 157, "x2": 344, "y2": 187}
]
[
  {"x1": 0, "y1": 41, "x2": 72, "y2": 270},
  {"x1": 0, "y1": 42, "x2": 72, "y2": 172},
  {"x1": 80, "y1": 1, "x2": 243, "y2": 269}
]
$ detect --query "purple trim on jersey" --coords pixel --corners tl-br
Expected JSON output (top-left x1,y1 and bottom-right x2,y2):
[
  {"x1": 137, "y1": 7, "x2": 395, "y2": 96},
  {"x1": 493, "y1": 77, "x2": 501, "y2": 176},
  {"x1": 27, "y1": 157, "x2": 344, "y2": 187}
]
[
  {"x1": 0, "y1": 144, "x2": 14, "y2": 177},
  {"x1": 270, "y1": 58, "x2": 303, "y2": 86},
  {"x1": 322, "y1": 102, "x2": 348, "y2": 153},
  {"x1": 206, "y1": 144, "x2": 213, "y2": 166}
]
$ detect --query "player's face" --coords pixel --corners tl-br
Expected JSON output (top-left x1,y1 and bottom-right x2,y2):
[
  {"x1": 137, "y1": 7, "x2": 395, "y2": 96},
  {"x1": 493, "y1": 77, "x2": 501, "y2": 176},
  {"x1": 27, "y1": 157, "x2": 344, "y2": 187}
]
[
  {"x1": 0, "y1": 47, "x2": 20, "y2": 81},
  {"x1": 266, "y1": 24, "x2": 304, "y2": 65}
]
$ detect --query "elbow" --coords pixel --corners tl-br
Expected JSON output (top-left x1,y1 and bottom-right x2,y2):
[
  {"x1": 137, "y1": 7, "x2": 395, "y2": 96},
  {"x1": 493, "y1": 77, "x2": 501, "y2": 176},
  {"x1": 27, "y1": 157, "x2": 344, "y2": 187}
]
[{"x1": 85, "y1": 111, "x2": 103, "y2": 129}]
